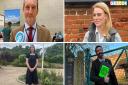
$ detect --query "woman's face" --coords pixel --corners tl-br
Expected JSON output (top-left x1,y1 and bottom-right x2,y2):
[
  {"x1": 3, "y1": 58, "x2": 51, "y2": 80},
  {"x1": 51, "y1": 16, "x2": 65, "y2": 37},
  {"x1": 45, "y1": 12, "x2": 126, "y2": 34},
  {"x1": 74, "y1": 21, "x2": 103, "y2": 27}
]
[
  {"x1": 93, "y1": 7, "x2": 107, "y2": 28},
  {"x1": 30, "y1": 46, "x2": 35, "y2": 53}
]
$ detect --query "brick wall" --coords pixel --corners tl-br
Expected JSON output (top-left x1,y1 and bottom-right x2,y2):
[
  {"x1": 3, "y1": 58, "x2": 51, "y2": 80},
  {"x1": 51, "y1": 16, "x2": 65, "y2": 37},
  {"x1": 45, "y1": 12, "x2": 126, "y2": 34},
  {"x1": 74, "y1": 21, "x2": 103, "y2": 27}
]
[
  {"x1": 65, "y1": 5, "x2": 128, "y2": 42},
  {"x1": 107, "y1": 53, "x2": 126, "y2": 80}
]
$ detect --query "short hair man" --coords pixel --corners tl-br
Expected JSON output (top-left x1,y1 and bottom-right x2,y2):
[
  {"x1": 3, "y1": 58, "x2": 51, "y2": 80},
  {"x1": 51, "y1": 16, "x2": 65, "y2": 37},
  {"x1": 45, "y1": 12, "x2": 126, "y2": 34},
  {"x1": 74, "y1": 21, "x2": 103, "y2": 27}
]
[
  {"x1": 90, "y1": 45, "x2": 118, "y2": 85},
  {"x1": 10, "y1": 0, "x2": 51, "y2": 42},
  {"x1": 2, "y1": 22, "x2": 12, "y2": 42}
]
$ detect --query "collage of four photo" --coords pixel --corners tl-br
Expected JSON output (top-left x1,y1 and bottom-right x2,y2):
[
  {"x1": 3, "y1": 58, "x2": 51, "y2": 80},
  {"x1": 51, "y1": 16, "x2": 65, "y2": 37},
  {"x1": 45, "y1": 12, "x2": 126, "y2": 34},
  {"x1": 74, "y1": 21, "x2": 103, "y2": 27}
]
[{"x1": 0, "y1": 0, "x2": 128, "y2": 85}]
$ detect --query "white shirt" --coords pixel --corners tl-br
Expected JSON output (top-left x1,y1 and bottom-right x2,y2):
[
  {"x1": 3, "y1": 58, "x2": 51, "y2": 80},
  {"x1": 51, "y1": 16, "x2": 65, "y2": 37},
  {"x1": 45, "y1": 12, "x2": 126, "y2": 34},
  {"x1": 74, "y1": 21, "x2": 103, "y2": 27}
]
[
  {"x1": 95, "y1": 28, "x2": 105, "y2": 42},
  {"x1": 83, "y1": 28, "x2": 122, "y2": 42},
  {"x1": 98, "y1": 58, "x2": 105, "y2": 63},
  {"x1": 24, "y1": 22, "x2": 37, "y2": 42}
]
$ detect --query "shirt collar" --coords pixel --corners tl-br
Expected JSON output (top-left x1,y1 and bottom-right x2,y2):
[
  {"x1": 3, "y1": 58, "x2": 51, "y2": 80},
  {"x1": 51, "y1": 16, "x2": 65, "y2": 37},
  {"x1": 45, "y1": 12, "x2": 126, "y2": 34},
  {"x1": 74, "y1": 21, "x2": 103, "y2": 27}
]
[
  {"x1": 24, "y1": 22, "x2": 37, "y2": 30},
  {"x1": 95, "y1": 27, "x2": 99, "y2": 34},
  {"x1": 98, "y1": 58, "x2": 105, "y2": 62}
]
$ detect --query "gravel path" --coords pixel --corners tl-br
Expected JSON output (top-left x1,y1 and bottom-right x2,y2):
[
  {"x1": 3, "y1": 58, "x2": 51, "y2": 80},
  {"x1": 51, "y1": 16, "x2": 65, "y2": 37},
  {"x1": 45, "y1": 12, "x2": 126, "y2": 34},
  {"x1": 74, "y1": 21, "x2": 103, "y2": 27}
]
[
  {"x1": 0, "y1": 66, "x2": 64, "y2": 85},
  {"x1": 0, "y1": 66, "x2": 26, "y2": 85}
]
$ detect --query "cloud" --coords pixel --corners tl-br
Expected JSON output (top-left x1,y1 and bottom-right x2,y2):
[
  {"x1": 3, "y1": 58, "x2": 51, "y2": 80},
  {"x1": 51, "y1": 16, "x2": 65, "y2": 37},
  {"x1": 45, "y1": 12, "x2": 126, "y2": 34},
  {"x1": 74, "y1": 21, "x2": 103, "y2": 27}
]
[{"x1": 5, "y1": 15, "x2": 20, "y2": 23}]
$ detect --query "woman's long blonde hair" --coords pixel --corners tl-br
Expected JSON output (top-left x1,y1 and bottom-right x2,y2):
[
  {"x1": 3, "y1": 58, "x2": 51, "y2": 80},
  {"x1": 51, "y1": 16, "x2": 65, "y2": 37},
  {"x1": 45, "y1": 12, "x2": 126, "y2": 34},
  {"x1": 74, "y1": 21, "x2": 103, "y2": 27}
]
[{"x1": 92, "y1": 2, "x2": 112, "y2": 37}]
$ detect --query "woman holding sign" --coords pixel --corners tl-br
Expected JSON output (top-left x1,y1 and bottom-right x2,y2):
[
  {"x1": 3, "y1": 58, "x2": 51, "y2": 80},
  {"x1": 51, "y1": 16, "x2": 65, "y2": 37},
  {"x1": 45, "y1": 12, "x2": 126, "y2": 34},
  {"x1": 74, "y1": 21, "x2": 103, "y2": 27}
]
[{"x1": 90, "y1": 45, "x2": 118, "y2": 85}]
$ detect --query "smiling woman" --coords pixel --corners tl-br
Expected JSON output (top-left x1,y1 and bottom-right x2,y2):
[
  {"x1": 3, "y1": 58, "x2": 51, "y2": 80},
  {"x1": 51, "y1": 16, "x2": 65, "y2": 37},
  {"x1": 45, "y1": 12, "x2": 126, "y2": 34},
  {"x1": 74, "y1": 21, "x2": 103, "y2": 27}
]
[{"x1": 83, "y1": 2, "x2": 122, "y2": 42}]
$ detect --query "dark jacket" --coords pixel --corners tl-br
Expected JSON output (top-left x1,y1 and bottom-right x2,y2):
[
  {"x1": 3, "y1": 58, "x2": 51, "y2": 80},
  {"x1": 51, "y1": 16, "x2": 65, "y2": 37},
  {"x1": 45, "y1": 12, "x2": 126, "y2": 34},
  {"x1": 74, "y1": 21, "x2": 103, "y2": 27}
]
[
  {"x1": 90, "y1": 58, "x2": 118, "y2": 85},
  {"x1": 88, "y1": 23, "x2": 117, "y2": 42}
]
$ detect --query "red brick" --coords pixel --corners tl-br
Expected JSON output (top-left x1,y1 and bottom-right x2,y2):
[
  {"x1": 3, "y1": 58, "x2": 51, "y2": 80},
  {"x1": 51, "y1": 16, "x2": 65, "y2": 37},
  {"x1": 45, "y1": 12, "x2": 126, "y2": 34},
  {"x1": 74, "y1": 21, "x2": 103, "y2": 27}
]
[
  {"x1": 84, "y1": 19, "x2": 92, "y2": 25},
  {"x1": 65, "y1": 6, "x2": 128, "y2": 42},
  {"x1": 65, "y1": 20, "x2": 74, "y2": 26},
  {"x1": 77, "y1": 10, "x2": 87, "y2": 15},
  {"x1": 110, "y1": 9, "x2": 123, "y2": 14},
  {"x1": 69, "y1": 10, "x2": 76, "y2": 15},
  {"x1": 65, "y1": 16, "x2": 77, "y2": 21},
  {"x1": 87, "y1": 9, "x2": 93, "y2": 15},
  {"x1": 77, "y1": 15, "x2": 92, "y2": 20},
  {"x1": 79, "y1": 33, "x2": 85, "y2": 37},
  {"x1": 111, "y1": 6, "x2": 125, "y2": 10},
  {"x1": 65, "y1": 10, "x2": 70, "y2": 15},
  {"x1": 65, "y1": 25, "x2": 72, "y2": 29},
  {"x1": 71, "y1": 24, "x2": 81, "y2": 29},
  {"x1": 65, "y1": 34, "x2": 71, "y2": 42},
  {"x1": 73, "y1": 19, "x2": 85, "y2": 24},
  {"x1": 65, "y1": 28, "x2": 72, "y2": 34},
  {"x1": 118, "y1": 30, "x2": 128, "y2": 36},
  {"x1": 122, "y1": 37, "x2": 128, "y2": 42},
  {"x1": 111, "y1": 14, "x2": 121, "y2": 19},
  {"x1": 71, "y1": 29, "x2": 79, "y2": 34}
]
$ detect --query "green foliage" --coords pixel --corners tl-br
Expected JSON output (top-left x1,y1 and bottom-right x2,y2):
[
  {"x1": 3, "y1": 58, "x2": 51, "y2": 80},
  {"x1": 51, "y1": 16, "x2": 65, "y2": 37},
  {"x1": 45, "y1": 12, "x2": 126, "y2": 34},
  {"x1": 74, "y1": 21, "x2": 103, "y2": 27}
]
[
  {"x1": 0, "y1": 45, "x2": 41, "y2": 66},
  {"x1": 19, "y1": 70, "x2": 63, "y2": 85},
  {"x1": 43, "y1": 77, "x2": 51, "y2": 85},
  {"x1": 0, "y1": 60, "x2": 8, "y2": 65},
  {"x1": 0, "y1": 43, "x2": 63, "y2": 66},
  {"x1": 45, "y1": 43, "x2": 63, "y2": 64},
  {"x1": 18, "y1": 75, "x2": 25, "y2": 83},
  {"x1": 41, "y1": 70, "x2": 63, "y2": 85},
  {"x1": 43, "y1": 61, "x2": 63, "y2": 69},
  {"x1": 11, "y1": 54, "x2": 26, "y2": 67}
]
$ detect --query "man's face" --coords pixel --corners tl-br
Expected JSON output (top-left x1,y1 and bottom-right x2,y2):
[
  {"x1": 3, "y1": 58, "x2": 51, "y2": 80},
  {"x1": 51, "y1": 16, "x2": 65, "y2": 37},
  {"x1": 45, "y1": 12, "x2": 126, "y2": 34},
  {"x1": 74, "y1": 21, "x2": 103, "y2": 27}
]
[
  {"x1": 96, "y1": 47, "x2": 104, "y2": 59},
  {"x1": 23, "y1": 0, "x2": 38, "y2": 26}
]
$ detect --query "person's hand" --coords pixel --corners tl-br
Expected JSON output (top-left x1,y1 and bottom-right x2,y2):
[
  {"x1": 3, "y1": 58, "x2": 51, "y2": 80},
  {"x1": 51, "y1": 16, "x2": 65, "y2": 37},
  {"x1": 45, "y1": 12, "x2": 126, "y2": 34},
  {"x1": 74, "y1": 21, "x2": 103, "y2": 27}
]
[
  {"x1": 32, "y1": 68, "x2": 35, "y2": 71},
  {"x1": 104, "y1": 77, "x2": 109, "y2": 83},
  {"x1": 29, "y1": 68, "x2": 34, "y2": 72}
]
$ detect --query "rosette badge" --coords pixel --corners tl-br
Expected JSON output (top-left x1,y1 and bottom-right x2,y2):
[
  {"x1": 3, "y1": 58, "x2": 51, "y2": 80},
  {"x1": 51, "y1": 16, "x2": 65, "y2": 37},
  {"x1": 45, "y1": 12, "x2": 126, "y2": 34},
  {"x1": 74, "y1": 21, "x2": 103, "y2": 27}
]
[{"x1": 15, "y1": 31, "x2": 24, "y2": 42}]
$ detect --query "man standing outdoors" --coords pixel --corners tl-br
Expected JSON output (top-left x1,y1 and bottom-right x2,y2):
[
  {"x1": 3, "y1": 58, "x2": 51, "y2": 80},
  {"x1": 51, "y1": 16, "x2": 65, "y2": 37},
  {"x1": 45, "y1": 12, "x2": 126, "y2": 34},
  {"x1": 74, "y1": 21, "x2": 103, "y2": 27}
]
[
  {"x1": 2, "y1": 22, "x2": 12, "y2": 42},
  {"x1": 10, "y1": 0, "x2": 51, "y2": 42},
  {"x1": 90, "y1": 45, "x2": 118, "y2": 85}
]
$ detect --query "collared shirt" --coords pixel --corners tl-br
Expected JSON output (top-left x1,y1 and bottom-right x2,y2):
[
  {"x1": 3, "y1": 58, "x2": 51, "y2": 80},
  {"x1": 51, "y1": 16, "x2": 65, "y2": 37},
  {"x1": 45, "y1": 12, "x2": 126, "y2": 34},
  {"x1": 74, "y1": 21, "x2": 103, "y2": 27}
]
[
  {"x1": 83, "y1": 28, "x2": 122, "y2": 42},
  {"x1": 98, "y1": 58, "x2": 105, "y2": 63},
  {"x1": 95, "y1": 28, "x2": 104, "y2": 42},
  {"x1": 30, "y1": 53, "x2": 35, "y2": 55},
  {"x1": 24, "y1": 22, "x2": 37, "y2": 42}
]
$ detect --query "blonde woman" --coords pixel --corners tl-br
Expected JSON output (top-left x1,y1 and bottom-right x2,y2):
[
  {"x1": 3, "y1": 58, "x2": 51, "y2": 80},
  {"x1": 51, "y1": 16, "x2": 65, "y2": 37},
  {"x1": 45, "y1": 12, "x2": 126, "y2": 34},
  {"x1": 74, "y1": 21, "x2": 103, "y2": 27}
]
[{"x1": 83, "y1": 2, "x2": 122, "y2": 42}]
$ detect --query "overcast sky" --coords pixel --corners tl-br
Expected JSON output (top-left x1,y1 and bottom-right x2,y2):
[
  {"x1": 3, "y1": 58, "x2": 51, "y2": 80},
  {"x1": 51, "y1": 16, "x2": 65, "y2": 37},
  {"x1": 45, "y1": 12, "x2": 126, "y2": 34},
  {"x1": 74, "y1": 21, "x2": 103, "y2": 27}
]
[
  {"x1": 70, "y1": 43, "x2": 128, "y2": 57},
  {"x1": 0, "y1": 43, "x2": 58, "y2": 49}
]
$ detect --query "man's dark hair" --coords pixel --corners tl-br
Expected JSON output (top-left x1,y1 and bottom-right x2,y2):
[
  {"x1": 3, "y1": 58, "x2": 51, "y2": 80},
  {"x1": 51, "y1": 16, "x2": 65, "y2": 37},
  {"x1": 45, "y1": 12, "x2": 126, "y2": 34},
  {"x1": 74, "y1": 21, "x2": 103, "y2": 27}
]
[
  {"x1": 8, "y1": 21, "x2": 12, "y2": 26},
  {"x1": 95, "y1": 45, "x2": 103, "y2": 52}
]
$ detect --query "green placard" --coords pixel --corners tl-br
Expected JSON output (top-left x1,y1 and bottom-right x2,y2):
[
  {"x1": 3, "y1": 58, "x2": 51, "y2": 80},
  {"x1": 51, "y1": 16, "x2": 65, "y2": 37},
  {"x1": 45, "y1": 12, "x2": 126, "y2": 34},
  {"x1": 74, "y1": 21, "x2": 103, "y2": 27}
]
[{"x1": 99, "y1": 65, "x2": 110, "y2": 78}]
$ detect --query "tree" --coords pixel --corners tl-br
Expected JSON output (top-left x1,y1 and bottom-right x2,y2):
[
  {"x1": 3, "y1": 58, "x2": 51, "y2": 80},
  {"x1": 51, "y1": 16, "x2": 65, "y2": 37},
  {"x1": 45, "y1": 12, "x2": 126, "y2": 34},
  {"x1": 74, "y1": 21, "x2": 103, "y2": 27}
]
[{"x1": 44, "y1": 43, "x2": 63, "y2": 64}]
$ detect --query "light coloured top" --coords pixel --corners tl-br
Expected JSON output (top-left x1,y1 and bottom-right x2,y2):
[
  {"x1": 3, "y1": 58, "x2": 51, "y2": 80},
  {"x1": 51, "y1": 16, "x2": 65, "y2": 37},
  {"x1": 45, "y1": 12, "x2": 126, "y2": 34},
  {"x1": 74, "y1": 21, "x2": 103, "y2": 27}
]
[
  {"x1": 24, "y1": 22, "x2": 37, "y2": 42},
  {"x1": 83, "y1": 28, "x2": 122, "y2": 42}
]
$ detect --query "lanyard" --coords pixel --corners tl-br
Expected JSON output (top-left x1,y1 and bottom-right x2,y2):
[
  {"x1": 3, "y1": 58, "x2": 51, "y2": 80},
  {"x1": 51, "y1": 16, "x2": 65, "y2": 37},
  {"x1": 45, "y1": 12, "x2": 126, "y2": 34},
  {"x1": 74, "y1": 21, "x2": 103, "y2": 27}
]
[{"x1": 25, "y1": 28, "x2": 36, "y2": 42}]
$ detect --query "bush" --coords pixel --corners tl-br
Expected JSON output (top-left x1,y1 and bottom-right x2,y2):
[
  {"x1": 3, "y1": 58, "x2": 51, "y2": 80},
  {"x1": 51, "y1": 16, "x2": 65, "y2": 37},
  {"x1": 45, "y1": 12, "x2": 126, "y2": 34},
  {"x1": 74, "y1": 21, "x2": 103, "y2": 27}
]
[
  {"x1": 19, "y1": 75, "x2": 25, "y2": 83},
  {"x1": 41, "y1": 70, "x2": 63, "y2": 85},
  {"x1": 11, "y1": 58, "x2": 19, "y2": 66},
  {"x1": 43, "y1": 77, "x2": 51, "y2": 85},
  {"x1": 43, "y1": 61, "x2": 63, "y2": 69},
  {"x1": 11, "y1": 54, "x2": 26, "y2": 67},
  {"x1": 19, "y1": 70, "x2": 63, "y2": 85},
  {"x1": 0, "y1": 60, "x2": 8, "y2": 65}
]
